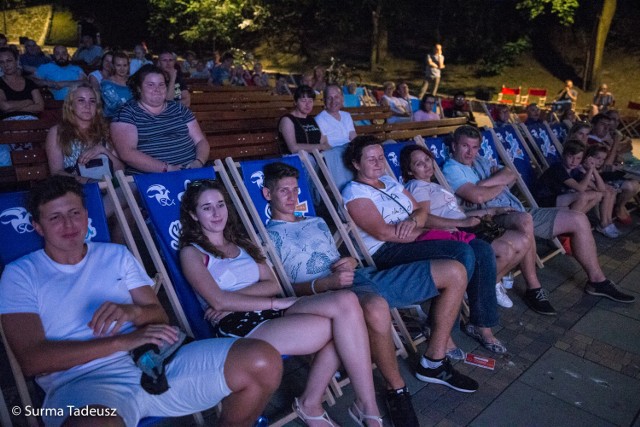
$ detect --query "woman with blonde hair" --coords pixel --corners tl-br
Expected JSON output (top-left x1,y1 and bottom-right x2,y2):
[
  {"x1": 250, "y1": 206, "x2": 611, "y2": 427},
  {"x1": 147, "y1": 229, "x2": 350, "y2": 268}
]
[{"x1": 45, "y1": 83, "x2": 123, "y2": 182}]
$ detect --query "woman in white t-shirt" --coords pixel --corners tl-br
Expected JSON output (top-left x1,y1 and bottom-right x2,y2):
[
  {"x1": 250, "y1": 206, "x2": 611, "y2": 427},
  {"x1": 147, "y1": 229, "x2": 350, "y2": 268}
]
[{"x1": 179, "y1": 179, "x2": 382, "y2": 427}]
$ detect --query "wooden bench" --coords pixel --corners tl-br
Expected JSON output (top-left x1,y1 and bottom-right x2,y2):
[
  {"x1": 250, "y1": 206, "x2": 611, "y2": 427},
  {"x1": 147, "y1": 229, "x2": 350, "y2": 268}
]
[
  {"x1": 0, "y1": 119, "x2": 55, "y2": 190},
  {"x1": 383, "y1": 117, "x2": 467, "y2": 140},
  {"x1": 207, "y1": 132, "x2": 281, "y2": 161},
  {"x1": 191, "y1": 92, "x2": 293, "y2": 105},
  {"x1": 189, "y1": 84, "x2": 271, "y2": 94}
]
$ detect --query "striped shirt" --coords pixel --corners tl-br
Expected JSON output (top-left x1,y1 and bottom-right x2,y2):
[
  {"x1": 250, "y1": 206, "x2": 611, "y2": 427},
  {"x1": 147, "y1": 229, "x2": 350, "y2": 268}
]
[{"x1": 113, "y1": 101, "x2": 196, "y2": 174}]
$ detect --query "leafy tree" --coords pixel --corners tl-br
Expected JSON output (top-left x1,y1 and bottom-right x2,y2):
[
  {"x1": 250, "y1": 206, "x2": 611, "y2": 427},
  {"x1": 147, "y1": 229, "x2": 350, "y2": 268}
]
[
  {"x1": 148, "y1": 0, "x2": 268, "y2": 51},
  {"x1": 517, "y1": 0, "x2": 616, "y2": 89}
]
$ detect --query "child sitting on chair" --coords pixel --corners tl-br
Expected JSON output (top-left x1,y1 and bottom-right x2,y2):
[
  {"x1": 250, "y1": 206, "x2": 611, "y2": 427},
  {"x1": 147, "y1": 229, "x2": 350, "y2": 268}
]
[{"x1": 534, "y1": 140, "x2": 619, "y2": 238}]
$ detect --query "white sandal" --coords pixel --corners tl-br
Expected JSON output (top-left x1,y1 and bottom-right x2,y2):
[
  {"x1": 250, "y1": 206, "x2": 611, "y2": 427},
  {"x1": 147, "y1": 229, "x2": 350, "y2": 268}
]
[
  {"x1": 292, "y1": 397, "x2": 339, "y2": 426},
  {"x1": 348, "y1": 401, "x2": 383, "y2": 427}
]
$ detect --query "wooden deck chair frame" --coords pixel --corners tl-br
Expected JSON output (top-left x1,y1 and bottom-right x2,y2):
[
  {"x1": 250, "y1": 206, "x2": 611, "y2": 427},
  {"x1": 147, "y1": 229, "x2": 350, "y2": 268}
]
[
  {"x1": 483, "y1": 127, "x2": 565, "y2": 262},
  {"x1": 309, "y1": 148, "x2": 430, "y2": 355},
  {"x1": 0, "y1": 178, "x2": 179, "y2": 427},
  {"x1": 619, "y1": 101, "x2": 640, "y2": 138},
  {"x1": 117, "y1": 167, "x2": 334, "y2": 426}
]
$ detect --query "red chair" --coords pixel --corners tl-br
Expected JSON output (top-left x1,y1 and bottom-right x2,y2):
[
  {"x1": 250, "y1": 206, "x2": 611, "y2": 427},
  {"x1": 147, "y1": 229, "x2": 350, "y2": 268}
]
[
  {"x1": 521, "y1": 88, "x2": 547, "y2": 106},
  {"x1": 497, "y1": 86, "x2": 521, "y2": 104}
]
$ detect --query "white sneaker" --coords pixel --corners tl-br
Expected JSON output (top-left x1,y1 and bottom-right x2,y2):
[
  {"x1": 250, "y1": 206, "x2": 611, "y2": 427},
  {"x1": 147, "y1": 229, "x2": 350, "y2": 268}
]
[
  {"x1": 596, "y1": 223, "x2": 620, "y2": 238},
  {"x1": 496, "y1": 282, "x2": 513, "y2": 308}
]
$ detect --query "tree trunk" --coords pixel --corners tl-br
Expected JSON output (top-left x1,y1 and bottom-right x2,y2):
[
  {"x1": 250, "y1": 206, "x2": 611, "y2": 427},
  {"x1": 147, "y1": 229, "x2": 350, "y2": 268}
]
[
  {"x1": 370, "y1": 8, "x2": 380, "y2": 71},
  {"x1": 378, "y1": 19, "x2": 388, "y2": 63},
  {"x1": 586, "y1": 0, "x2": 616, "y2": 90}
]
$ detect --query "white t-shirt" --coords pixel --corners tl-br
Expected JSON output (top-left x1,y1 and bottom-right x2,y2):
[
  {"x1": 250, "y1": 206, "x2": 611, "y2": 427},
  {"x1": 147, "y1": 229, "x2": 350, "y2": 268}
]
[
  {"x1": 266, "y1": 216, "x2": 340, "y2": 284},
  {"x1": 0, "y1": 242, "x2": 153, "y2": 394},
  {"x1": 314, "y1": 110, "x2": 356, "y2": 147},
  {"x1": 404, "y1": 179, "x2": 466, "y2": 220},
  {"x1": 342, "y1": 175, "x2": 413, "y2": 255}
]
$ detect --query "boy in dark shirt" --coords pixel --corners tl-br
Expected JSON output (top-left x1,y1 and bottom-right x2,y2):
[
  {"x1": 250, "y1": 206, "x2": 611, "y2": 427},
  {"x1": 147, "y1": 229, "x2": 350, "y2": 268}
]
[{"x1": 535, "y1": 140, "x2": 618, "y2": 237}]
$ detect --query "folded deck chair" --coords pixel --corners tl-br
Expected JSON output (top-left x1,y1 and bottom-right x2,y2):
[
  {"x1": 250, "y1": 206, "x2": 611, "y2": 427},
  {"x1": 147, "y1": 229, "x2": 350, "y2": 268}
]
[
  {"x1": 518, "y1": 121, "x2": 564, "y2": 170},
  {"x1": 117, "y1": 167, "x2": 334, "y2": 425},
  {"x1": 482, "y1": 128, "x2": 565, "y2": 262},
  {"x1": 0, "y1": 181, "x2": 169, "y2": 427},
  {"x1": 549, "y1": 122, "x2": 569, "y2": 146},
  {"x1": 619, "y1": 101, "x2": 640, "y2": 138}
]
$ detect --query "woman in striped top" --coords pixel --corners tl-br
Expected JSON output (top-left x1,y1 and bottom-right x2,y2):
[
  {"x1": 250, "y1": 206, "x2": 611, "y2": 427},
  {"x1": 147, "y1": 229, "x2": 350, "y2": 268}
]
[{"x1": 110, "y1": 64, "x2": 208, "y2": 174}]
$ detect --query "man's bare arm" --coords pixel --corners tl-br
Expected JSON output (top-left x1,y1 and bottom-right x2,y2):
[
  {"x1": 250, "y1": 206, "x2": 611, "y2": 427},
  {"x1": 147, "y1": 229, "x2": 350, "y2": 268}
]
[{"x1": 2, "y1": 286, "x2": 173, "y2": 377}]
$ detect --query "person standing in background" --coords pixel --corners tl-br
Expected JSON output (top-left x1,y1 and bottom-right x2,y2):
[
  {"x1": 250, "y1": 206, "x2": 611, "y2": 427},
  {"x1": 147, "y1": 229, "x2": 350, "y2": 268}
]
[{"x1": 419, "y1": 44, "x2": 445, "y2": 98}]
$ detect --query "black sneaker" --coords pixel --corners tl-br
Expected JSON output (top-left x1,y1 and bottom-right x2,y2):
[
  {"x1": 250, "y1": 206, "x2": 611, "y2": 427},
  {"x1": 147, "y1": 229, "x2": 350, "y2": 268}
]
[
  {"x1": 585, "y1": 280, "x2": 636, "y2": 303},
  {"x1": 415, "y1": 358, "x2": 478, "y2": 393},
  {"x1": 385, "y1": 387, "x2": 419, "y2": 427},
  {"x1": 524, "y1": 288, "x2": 557, "y2": 315}
]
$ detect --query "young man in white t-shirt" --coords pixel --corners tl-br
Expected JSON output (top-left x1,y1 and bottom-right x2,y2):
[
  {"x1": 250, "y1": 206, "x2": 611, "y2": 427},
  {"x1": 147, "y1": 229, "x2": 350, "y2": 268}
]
[{"x1": 0, "y1": 176, "x2": 282, "y2": 426}]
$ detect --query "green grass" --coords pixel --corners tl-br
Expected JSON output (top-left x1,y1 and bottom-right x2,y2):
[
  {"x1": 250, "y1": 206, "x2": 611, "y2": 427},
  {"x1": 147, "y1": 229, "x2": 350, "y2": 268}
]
[
  {"x1": 0, "y1": 5, "x2": 51, "y2": 45},
  {"x1": 260, "y1": 43, "x2": 640, "y2": 111},
  {"x1": 47, "y1": 7, "x2": 77, "y2": 46}
]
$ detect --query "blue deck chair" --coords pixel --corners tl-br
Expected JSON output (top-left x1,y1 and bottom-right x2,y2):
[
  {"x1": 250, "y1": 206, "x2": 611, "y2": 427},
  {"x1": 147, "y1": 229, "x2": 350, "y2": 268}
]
[
  {"x1": 550, "y1": 122, "x2": 569, "y2": 146},
  {"x1": 0, "y1": 182, "x2": 169, "y2": 427},
  {"x1": 422, "y1": 135, "x2": 451, "y2": 168},
  {"x1": 519, "y1": 122, "x2": 561, "y2": 169},
  {"x1": 0, "y1": 183, "x2": 110, "y2": 266},
  {"x1": 120, "y1": 168, "x2": 217, "y2": 340},
  {"x1": 383, "y1": 141, "x2": 414, "y2": 183},
  {"x1": 232, "y1": 156, "x2": 317, "y2": 227},
  {"x1": 492, "y1": 124, "x2": 539, "y2": 190}
]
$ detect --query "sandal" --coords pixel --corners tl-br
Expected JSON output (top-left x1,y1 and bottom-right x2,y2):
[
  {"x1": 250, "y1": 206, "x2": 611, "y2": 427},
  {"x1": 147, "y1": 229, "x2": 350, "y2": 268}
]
[
  {"x1": 463, "y1": 323, "x2": 507, "y2": 354},
  {"x1": 348, "y1": 401, "x2": 383, "y2": 427},
  {"x1": 292, "y1": 397, "x2": 338, "y2": 426}
]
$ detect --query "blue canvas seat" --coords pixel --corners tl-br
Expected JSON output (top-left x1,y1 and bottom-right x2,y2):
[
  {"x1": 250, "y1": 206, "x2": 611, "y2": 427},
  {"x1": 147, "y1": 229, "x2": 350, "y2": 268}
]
[{"x1": 124, "y1": 168, "x2": 218, "y2": 340}]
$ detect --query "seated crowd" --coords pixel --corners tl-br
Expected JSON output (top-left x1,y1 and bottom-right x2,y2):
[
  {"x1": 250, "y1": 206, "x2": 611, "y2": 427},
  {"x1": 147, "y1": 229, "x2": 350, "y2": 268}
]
[{"x1": 0, "y1": 36, "x2": 638, "y2": 427}]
